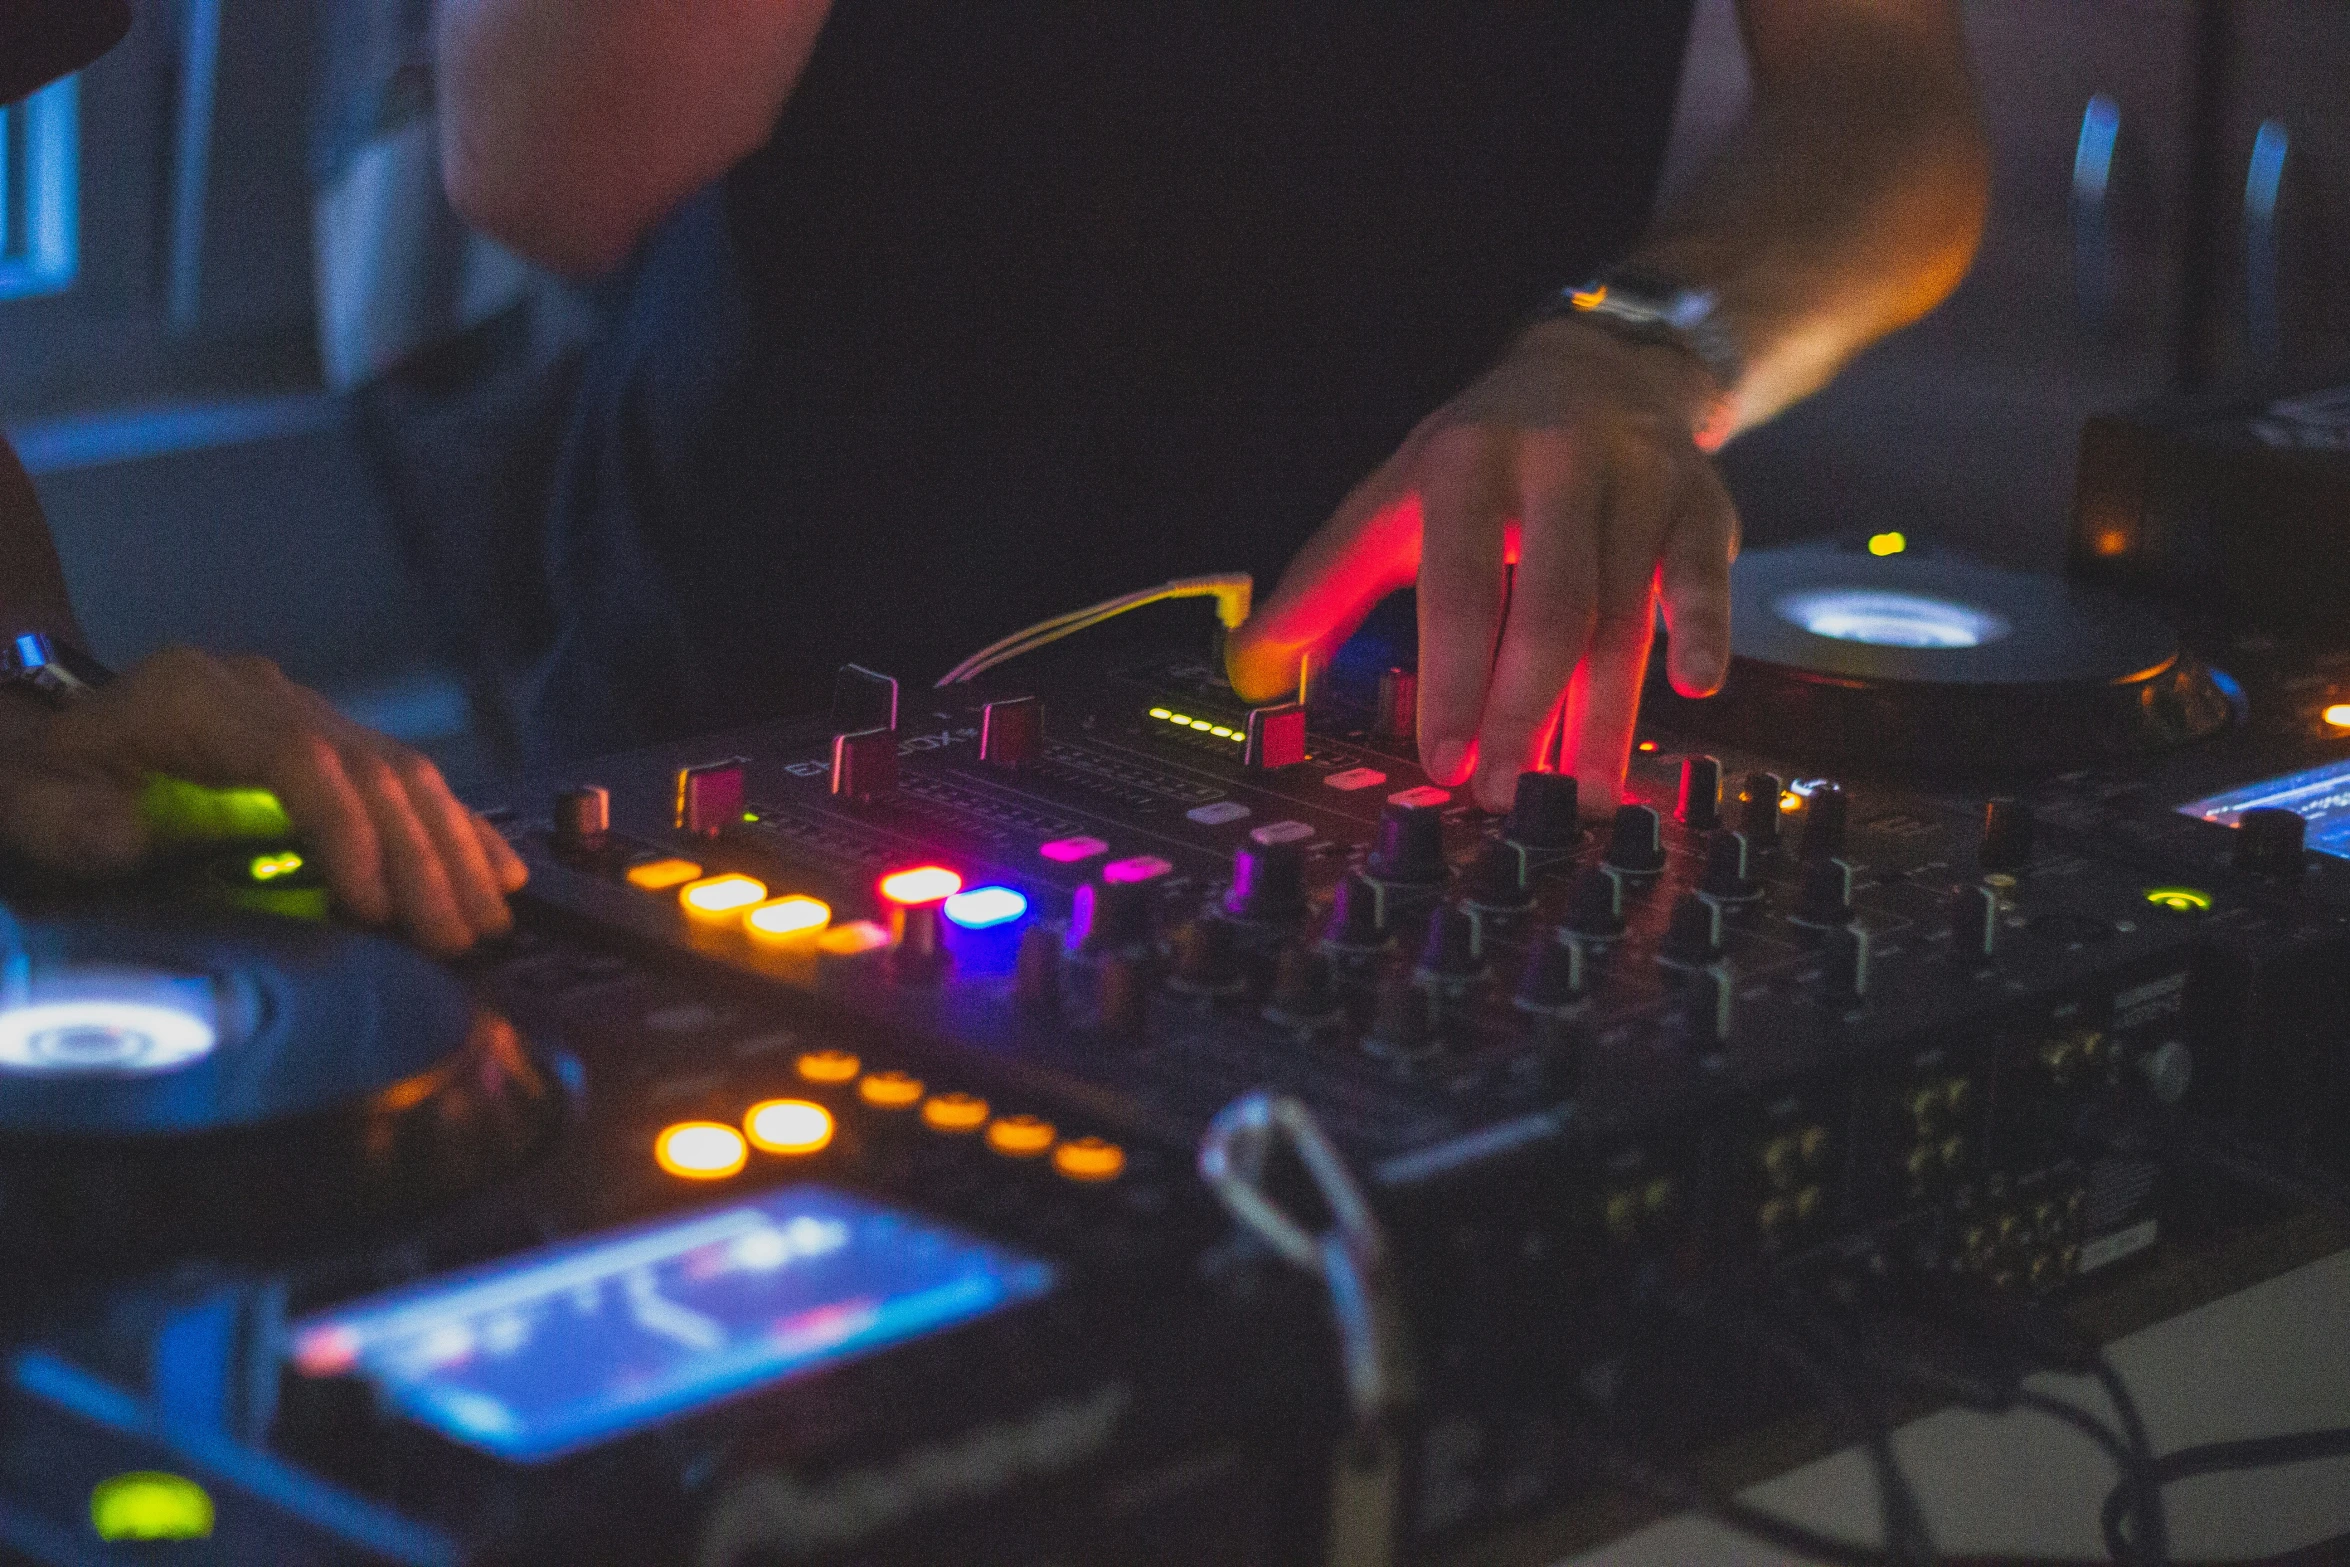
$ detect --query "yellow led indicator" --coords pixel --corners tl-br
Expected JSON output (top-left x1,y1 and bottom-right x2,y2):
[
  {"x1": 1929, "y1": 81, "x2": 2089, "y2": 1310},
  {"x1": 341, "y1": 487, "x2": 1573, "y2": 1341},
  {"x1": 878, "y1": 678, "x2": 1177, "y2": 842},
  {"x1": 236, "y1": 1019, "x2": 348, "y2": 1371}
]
[
  {"x1": 2145, "y1": 886, "x2": 2213, "y2": 913},
  {"x1": 986, "y1": 1114, "x2": 1057, "y2": 1158},
  {"x1": 1209, "y1": 726, "x2": 1236, "y2": 739},
  {"x1": 681, "y1": 873, "x2": 768, "y2": 916},
  {"x1": 745, "y1": 1098, "x2": 835, "y2": 1155},
  {"x1": 1165, "y1": 712, "x2": 1192, "y2": 726},
  {"x1": 1148, "y1": 708, "x2": 1173, "y2": 720},
  {"x1": 921, "y1": 1091, "x2": 990, "y2": 1133},
  {"x1": 626, "y1": 857, "x2": 704, "y2": 891},
  {"x1": 655, "y1": 1121, "x2": 748, "y2": 1179},
  {"x1": 745, "y1": 895, "x2": 831, "y2": 940},
  {"x1": 859, "y1": 1070, "x2": 925, "y2": 1109},
  {"x1": 1053, "y1": 1136, "x2": 1127, "y2": 1183},
  {"x1": 796, "y1": 1048, "x2": 862, "y2": 1084},
  {"x1": 1867, "y1": 531, "x2": 1908, "y2": 557},
  {"x1": 2323, "y1": 703, "x2": 2350, "y2": 730},
  {"x1": 1188, "y1": 719, "x2": 1214, "y2": 731},
  {"x1": 90, "y1": 1472, "x2": 214, "y2": 1542},
  {"x1": 248, "y1": 850, "x2": 304, "y2": 883}
]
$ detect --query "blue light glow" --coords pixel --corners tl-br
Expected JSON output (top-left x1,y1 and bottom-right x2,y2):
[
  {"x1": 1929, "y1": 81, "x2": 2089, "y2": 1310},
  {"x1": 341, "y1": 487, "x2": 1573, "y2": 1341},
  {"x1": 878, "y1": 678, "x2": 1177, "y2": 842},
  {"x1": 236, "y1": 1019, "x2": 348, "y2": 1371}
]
[
  {"x1": 2180, "y1": 756, "x2": 2350, "y2": 863},
  {"x1": 942, "y1": 886, "x2": 1029, "y2": 930},
  {"x1": 1775, "y1": 589, "x2": 2009, "y2": 650}
]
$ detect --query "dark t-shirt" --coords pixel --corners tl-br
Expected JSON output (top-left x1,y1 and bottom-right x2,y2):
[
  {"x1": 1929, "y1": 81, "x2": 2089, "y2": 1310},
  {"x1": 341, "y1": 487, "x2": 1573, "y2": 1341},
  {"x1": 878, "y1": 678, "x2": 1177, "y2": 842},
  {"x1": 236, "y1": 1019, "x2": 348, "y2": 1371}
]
[
  {"x1": 530, "y1": 2, "x2": 1694, "y2": 761},
  {"x1": 0, "y1": 0, "x2": 129, "y2": 104}
]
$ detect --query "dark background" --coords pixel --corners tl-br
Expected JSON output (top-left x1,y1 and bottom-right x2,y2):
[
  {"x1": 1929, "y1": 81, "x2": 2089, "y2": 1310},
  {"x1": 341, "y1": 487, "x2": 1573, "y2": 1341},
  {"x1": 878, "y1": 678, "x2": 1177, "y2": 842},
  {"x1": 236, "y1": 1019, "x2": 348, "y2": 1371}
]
[{"x1": 1, "y1": 0, "x2": 2344, "y2": 786}]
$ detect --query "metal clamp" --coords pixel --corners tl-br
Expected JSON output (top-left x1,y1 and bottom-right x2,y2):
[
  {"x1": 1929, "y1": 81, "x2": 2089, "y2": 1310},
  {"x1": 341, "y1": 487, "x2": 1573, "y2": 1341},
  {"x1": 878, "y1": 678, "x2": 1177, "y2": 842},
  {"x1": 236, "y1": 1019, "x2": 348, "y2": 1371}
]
[{"x1": 1200, "y1": 1094, "x2": 1414, "y2": 1567}]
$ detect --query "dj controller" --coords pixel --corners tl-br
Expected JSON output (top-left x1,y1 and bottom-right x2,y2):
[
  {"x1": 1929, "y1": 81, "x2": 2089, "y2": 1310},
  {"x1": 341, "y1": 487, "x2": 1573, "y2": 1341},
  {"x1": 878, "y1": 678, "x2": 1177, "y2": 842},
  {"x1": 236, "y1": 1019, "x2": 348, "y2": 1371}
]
[{"x1": 3, "y1": 528, "x2": 2350, "y2": 1565}]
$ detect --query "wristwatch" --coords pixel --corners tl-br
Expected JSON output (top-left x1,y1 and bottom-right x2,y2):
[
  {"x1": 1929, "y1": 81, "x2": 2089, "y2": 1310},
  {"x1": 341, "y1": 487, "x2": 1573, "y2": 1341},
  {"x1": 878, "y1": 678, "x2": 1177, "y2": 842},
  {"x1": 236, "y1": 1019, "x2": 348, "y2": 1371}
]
[
  {"x1": 1534, "y1": 266, "x2": 1745, "y2": 394},
  {"x1": 2, "y1": 631, "x2": 115, "y2": 709}
]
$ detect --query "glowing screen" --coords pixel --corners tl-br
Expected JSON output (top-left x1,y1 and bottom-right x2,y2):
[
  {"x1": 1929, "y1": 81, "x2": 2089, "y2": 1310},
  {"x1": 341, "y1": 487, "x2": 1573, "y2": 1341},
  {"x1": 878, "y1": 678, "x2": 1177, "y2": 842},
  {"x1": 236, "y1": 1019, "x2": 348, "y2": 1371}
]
[
  {"x1": 2179, "y1": 756, "x2": 2350, "y2": 863},
  {"x1": 1774, "y1": 589, "x2": 2010, "y2": 649},
  {"x1": 288, "y1": 1187, "x2": 1054, "y2": 1462}
]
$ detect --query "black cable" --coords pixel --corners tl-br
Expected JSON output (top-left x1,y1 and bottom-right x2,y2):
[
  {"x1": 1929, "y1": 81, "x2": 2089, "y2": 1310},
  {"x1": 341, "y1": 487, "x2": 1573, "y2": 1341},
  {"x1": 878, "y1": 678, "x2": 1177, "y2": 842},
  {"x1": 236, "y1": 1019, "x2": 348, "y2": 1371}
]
[
  {"x1": 2091, "y1": 1353, "x2": 2170, "y2": 1567},
  {"x1": 2099, "y1": 1424, "x2": 2350, "y2": 1555},
  {"x1": 1758, "y1": 1297, "x2": 1939, "y2": 1565}
]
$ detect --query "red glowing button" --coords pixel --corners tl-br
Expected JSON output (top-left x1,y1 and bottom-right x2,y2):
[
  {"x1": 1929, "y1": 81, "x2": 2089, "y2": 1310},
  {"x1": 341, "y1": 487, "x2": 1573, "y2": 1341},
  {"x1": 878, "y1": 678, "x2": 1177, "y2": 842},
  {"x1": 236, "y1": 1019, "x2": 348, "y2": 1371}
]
[{"x1": 879, "y1": 866, "x2": 962, "y2": 904}]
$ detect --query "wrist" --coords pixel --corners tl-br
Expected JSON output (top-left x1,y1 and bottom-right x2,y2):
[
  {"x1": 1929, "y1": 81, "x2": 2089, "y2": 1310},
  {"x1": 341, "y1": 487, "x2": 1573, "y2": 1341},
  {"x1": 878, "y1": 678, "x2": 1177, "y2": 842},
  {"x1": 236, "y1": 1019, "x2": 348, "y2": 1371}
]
[
  {"x1": 1532, "y1": 268, "x2": 1742, "y2": 448},
  {"x1": 1519, "y1": 313, "x2": 1736, "y2": 451}
]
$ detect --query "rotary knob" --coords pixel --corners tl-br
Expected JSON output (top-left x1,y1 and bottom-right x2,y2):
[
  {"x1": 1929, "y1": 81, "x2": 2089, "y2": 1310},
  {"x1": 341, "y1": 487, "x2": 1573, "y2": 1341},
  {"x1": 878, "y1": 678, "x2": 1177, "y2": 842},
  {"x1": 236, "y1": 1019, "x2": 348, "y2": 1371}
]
[
  {"x1": 1368, "y1": 802, "x2": 1449, "y2": 885},
  {"x1": 1948, "y1": 881, "x2": 2000, "y2": 960},
  {"x1": 1095, "y1": 950, "x2": 1155, "y2": 1035},
  {"x1": 1677, "y1": 756, "x2": 1722, "y2": 831},
  {"x1": 1978, "y1": 796, "x2": 2035, "y2": 874},
  {"x1": 1462, "y1": 839, "x2": 1532, "y2": 911},
  {"x1": 1264, "y1": 944, "x2": 1342, "y2": 1028},
  {"x1": 1561, "y1": 867, "x2": 1626, "y2": 939},
  {"x1": 1516, "y1": 931, "x2": 1594, "y2": 1010},
  {"x1": 1415, "y1": 905, "x2": 1484, "y2": 982},
  {"x1": 1603, "y1": 804, "x2": 1666, "y2": 877},
  {"x1": 1168, "y1": 917, "x2": 1245, "y2": 996},
  {"x1": 2233, "y1": 807, "x2": 2308, "y2": 877},
  {"x1": 1223, "y1": 841, "x2": 1308, "y2": 924},
  {"x1": 1076, "y1": 878, "x2": 1154, "y2": 954},
  {"x1": 1814, "y1": 923, "x2": 1874, "y2": 1001},
  {"x1": 1799, "y1": 783, "x2": 1848, "y2": 862},
  {"x1": 1792, "y1": 857, "x2": 1854, "y2": 927},
  {"x1": 1505, "y1": 771, "x2": 1581, "y2": 850},
  {"x1": 1739, "y1": 771, "x2": 1785, "y2": 848},
  {"x1": 1364, "y1": 972, "x2": 1437, "y2": 1061},
  {"x1": 1014, "y1": 925, "x2": 1064, "y2": 1015},
  {"x1": 1658, "y1": 893, "x2": 1723, "y2": 967},
  {"x1": 551, "y1": 784, "x2": 610, "y2": 858},
  {"x1": 1321, "y1": 872, "x2": 1387, "y2": 950},
  {"x1": 1699, "y1": 830, "x2": 1760, "y2": 902}
]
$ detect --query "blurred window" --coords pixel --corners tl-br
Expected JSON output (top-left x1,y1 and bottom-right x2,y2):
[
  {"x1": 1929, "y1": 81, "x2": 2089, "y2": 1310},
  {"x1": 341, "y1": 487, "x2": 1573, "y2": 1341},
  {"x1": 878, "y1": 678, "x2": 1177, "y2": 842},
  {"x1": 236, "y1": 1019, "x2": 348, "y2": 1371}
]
[{"x1": 0, "y1": 77, "x2": 77, "y2": 301}]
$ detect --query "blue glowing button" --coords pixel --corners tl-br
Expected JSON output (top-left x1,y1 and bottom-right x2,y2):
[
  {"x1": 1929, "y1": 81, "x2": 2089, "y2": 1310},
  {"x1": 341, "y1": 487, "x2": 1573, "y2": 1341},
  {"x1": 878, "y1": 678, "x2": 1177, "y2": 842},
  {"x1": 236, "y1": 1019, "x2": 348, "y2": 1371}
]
[
  {"x1": 942, "y1": 886, "x2": 1029, "y2": 930},
  {"x1": 1774, "y1": 589, "x2": 2010, "y2": 650},
  {"x1": 288, "y1": 1186, "x2": 1055, "y2": 1463}
]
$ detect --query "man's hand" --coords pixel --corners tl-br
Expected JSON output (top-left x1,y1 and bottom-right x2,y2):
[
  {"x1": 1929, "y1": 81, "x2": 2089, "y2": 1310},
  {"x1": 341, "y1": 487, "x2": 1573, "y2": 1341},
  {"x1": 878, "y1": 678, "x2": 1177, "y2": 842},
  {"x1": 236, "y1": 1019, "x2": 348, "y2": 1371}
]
[
  {"x1": 0, "y1": 648, "x2": 525, "y2": 954},
  {"x1": 1228, "y1": 317, "x2": 1737, "y2": 815}
]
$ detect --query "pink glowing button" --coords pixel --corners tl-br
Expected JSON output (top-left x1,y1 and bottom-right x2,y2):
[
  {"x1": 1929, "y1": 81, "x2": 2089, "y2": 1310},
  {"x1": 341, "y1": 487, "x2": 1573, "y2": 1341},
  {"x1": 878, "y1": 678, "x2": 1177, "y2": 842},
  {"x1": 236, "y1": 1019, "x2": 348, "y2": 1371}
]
[
  {"x1": 1387, "y1": 786, "x2": 1451, "y2": 808},
  {"x1": 1039, "y1": 836, "x2": 1110, "y2": 864},
  {"x1": 1102, "y1": 855, "x2": 1173, "y2": 884},
  {"x1": 1323, "y1": 767, "x2": 1388, "y2": 792}
]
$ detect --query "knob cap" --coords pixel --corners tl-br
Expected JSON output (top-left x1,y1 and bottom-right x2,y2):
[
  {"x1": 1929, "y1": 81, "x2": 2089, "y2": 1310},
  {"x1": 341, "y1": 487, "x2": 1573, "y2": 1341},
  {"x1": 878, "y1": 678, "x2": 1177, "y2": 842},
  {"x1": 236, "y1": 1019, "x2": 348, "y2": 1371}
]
[
  {"x1": 1699, "y1": 830, "x2": 1759, "y2": 902},
  {"x1": 1015, "y1": 925, "x2": 1064, "y2": 1014},
  {"x1": 1739, "y1": 772, "x2": 1785, "y2": 848},
  {"x1": 1659, "y1": 893, "x2": 1723, "y2": 966},
  {"x1": 1948, "y1": 881, "x2": 2000, "y2": 960},
  {"x1": 1364, "y1": 973, "x2": 1436, "y2": 1061},
  {"x1": 1793, "y1": 857, "x2": 1854, "y2": 926},
  {"x1": 1978, "y1": 796, "x2": 2035, "y2": 874},
  {"x1": 890, "y1": 901, "x2": 948, "y2": 982},
  {"x1": 1416, "y1": 905, "x2": 1483, "y2": 980},
  {"x1": 1561, "y1": 867, "x2": 1625, "y2": 939},
  {"x1": 552, "y1": 785, "x2": 610, "y2": 856},
  {"x1": 978, "y1": 696, "x2": 1043, "y2": 766},
  {"x1": 1224, "y1": 841, "x2": 1308, "y2": 923},
  {"x1": 1462, "y1": 839, "x2": 1532, "y2": 910},
  {"x1": 1169, "y1": 917, "x2": 1245, "y2": 995},
  {"x1": 1516, "y1": 932, "x2": 1593, "y2": 1010},
  {"x1": 1095, "y1": 951, "x2": 1154, "y2": 1035},
  {"x1": 1816, "y1": 923, "x2": 1873, "y2": 1000},
  {"x1": 1368, "y1": 802, "x2": 1448, "y2": 885},
  {"x1": 1504, "y1": 771, "x2": 1580, "y2": 850},
  {"x1": 1321, "y1": 872, "x2": 1386, "y2": 950},
  {"x1": 1373, "y1": 666, "x2": 1419, "y2": 743},
  {"x1": 1799, "y1": 783, "x2": 1847, "y2": 862},
  {"x1": 2234, "y1": 807, "x2": 2307, "y2": 876},
  {"x1": 1685, "y1": 962, "x2": 1736, "y2": 1044},
  {"x1": 1677, "y1": 757, "x2": 1722, "y2": 831},
  {"x1": 1074, "y1": 879, "x2": 1154, "y2": 953},
  {"x1": 1603, "y1": 804, "x2": 1666, "y2": 876},
  {"x1": 1265, "y1": 944, "x2": 1341, "y2": 1027}
]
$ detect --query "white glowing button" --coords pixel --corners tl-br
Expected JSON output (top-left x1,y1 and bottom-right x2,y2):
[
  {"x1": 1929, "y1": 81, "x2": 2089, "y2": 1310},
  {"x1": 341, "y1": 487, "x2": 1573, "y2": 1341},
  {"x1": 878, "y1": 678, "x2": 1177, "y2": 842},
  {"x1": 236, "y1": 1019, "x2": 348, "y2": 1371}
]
[
  {"x1": 943, "y1": 885, "x2": 1030, "y2": 929},
  {"x1": 1250, "y1": 820, "x2": 1315, "y2": 846},
  {"x1": 1775, "y1": 589, "x2": 2010, "y2": 650},
  {"x1": 1387, "y1": 786, "x2": 1451, "y2": 808},
  {"x1": 1324, "y1": 768, "x2": 1388, "y2": 792},
  {"x1": 1038, "y1": 836, "x2": 1109, "y2": 864},
  {"x1": 0, "y1": 1000, "x2": 218, "y2": 1076},
  {"x1": 745, "y1": 895, "x2": 831, "y2": 939},
  {"x1": 1102, "y1": 855, "x2": 1173, "y2": 884},
  {"x1": 1186, "y1": 801, "x2": 1252, "y2": 826}
]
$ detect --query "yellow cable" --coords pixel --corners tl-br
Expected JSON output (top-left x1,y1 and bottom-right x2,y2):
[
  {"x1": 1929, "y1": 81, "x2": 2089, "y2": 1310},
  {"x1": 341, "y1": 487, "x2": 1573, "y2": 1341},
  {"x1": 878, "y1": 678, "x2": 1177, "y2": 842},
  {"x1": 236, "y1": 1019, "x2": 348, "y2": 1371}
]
[{"x1": 937, "y1": 574, "x2": 1252, "y2": 685}]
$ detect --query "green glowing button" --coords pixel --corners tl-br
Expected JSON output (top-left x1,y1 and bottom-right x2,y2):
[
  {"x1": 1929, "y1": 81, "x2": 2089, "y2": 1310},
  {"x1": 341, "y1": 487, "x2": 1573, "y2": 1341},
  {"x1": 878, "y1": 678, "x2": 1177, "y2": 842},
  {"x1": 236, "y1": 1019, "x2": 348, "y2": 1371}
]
[
  {"x1": 90, "y1": 1471, "x2": 214, "y2": 1541},
  {"x1": 249, "y1": 850, "x2": 305, "y2": 883},
  {"x1": 137, "y1": 775, "x2": 292, "y2": 844},
  {"x1": 2145, "y1": 886, "x2": 2213, "y2": 914}
]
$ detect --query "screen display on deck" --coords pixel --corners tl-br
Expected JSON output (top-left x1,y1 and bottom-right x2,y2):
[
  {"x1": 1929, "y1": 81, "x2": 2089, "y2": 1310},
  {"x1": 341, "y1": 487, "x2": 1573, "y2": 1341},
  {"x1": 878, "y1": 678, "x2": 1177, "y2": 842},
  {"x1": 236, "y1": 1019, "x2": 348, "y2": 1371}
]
[
  {"x1": 2178, "y1": 756, "x2": 2350, "y2": 863},
  {"x1": 288, "y1": 1187, "x2": 1055, "y2": 1462}
]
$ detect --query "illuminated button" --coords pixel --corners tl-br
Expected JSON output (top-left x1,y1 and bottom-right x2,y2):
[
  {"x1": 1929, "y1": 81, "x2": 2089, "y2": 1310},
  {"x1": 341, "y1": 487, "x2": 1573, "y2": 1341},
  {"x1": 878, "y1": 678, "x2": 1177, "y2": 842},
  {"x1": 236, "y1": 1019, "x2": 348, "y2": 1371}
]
[
  {"x1": 943, "y1": 885, "x2": 1029, "y2": 929},
  {"x1": 858, "y1": 1070, "x2": 925, "y2": 1109},
  {"x1": 680, "y1": 873, "x2": 767, "y2": 916},
  {"x1": 1250, "y1": 820, "x2": 1314, "y2": 847},
  {"x1": 1867, "y1": 531, "x2": 1907, "y2": 557},
  {"x1": 1053, "y1": 1136, "x2": 1126, "y2": 1182},
  {"x1": 745, "y1": 894, "x2": 831, "y2": 940},
  {"x1": 1148, "y1": 707, "x2": 1173, "y2": 719},
  {"x1": 986, "y1": 1114, "x2": 1057, "y2": 1158},
  {"x1": 1039, "y1": 835, "x2": 1109, "y2": 863},
  {"x1": 1636, "y1": 740, "x2": 1659, "y2": 753},
  {"x1": 626, "y1": 857, "x2": 704, "y2": 891},
  {"x1": 2324, "y1": 703, "x2": 2350, "y2": 730},
  {"x1": 796, "y1": 1048, "x2": 861, "y2": 1084},
  {"x1": 655, "y1": 1121, "x2": 748, "y2": 1179},
  {"x1": 90, "y1": 1473, "x2": 214, "y2": 1542},
  {"x1": 921, "y1": 1091, "x2": 989, "y2": 1133},
  {"x1": 744, "y1": 1098, "x2": 835, "y2": 1155},
  {"x1": 2145, "y1": 886, "x2": 2213, "y2": 914},
  {"x1": 879, "y1": 865, "x2": 962, "y2": 904},
  {"x1": 248, "y1": 850, "x2": 304, "y2": 883},
  {"x1": 1387, "y1": 786, "x2": 1451, "y2": 808},
  {"x1": 1186, "y1": 801, "x2": 1252, "y2": 826},
  {"x1": 817, "y1": 920, "x2": 892, "y2": 955},
  {"x1": 1323, "y1": 767, "x2": 1387, "y2": 792},
  {"x1": 1102, "y1": 855, "x2": 1172, "y2": 884}
]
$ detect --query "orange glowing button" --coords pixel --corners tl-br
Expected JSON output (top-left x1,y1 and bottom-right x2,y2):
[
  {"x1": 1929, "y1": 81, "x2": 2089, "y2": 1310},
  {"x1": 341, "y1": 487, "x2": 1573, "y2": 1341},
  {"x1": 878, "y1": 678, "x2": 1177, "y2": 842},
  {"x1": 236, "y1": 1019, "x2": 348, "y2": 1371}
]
[
  {"x1": 817, "y1": 919, "x2": 893, "y2": 956},
  {"x1": 859, "y1": 1070, "x2": 924, "y2": 1109},
  {"x1": 1636, "y1": 741, "x2": 1659, "y2": 753},
  {"x1": 2324, "y1": 703, "x2": 2350, "y2": 731},
  {"x1": 626, "y1": 857, "x2": 703, "y2": 891},
  {"x1": 921, "y1": 1092, "x2": 989, "y2": 1133},
  {"x1": 655, "y1": 1121, "x2": 747, "y2": 1179},
  {"x1": 1779, "y1": 791, "x2": 1803, "y2": 814},
  {"x1": 744, "y1": 1099, "x2": 835, "y2": 1155},
  {"x1": 879, "y1": 866, "x2": 962, "y2": 904},
  {"x1": 2093, "y1": 527, "x2": 2132, "y2": 558},
  {"x1": 745, "y1": 895, "x2": 830, "y2": 940},
  {"x1": 680, "y1": 873, "x2": 767, "y2": 917},
  {"x1": 1053, "y1": 1136, "x2": 1126, "y2": 1183},
  {"x1": 986, "y1": 1114, "x2": 1057, "y2": 1158},
  {"x1": 796, "y1": 1048, "x2": 861, "y2": 1084}
]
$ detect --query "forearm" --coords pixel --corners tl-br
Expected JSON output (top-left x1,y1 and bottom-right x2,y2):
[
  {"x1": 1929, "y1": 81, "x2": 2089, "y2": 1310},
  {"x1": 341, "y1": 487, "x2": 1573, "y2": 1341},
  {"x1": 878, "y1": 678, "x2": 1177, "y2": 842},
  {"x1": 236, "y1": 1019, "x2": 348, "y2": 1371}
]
[
  {"x1": 0, "y1": 438, "x2": 83, "y2": 647},
  {"x1": 434, "y1": 0, "x2": 832, "y2": 277},
  {"x1": 1634, "y1": 1, "x2": 1990, "y2": 439}
]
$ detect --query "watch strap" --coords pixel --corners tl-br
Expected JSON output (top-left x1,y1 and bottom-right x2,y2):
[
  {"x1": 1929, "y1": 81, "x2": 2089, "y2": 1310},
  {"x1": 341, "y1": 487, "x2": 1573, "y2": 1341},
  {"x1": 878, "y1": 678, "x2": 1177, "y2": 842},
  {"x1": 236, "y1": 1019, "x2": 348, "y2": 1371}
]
[
  {"x1": 1537, "y1": 268, "x2": 1744, "y2": 394},
  {"x1": 3, "y1": 631, "x2": 115, "y2": 708}
]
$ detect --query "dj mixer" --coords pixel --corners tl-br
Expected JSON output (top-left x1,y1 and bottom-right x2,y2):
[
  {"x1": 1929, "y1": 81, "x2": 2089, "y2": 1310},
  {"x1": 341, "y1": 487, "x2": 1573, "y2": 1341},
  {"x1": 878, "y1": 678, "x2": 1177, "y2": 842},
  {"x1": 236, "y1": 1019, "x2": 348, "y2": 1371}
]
[{"x1": 2, "y1": 533, "x2": 2348, "y2": 1565}]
